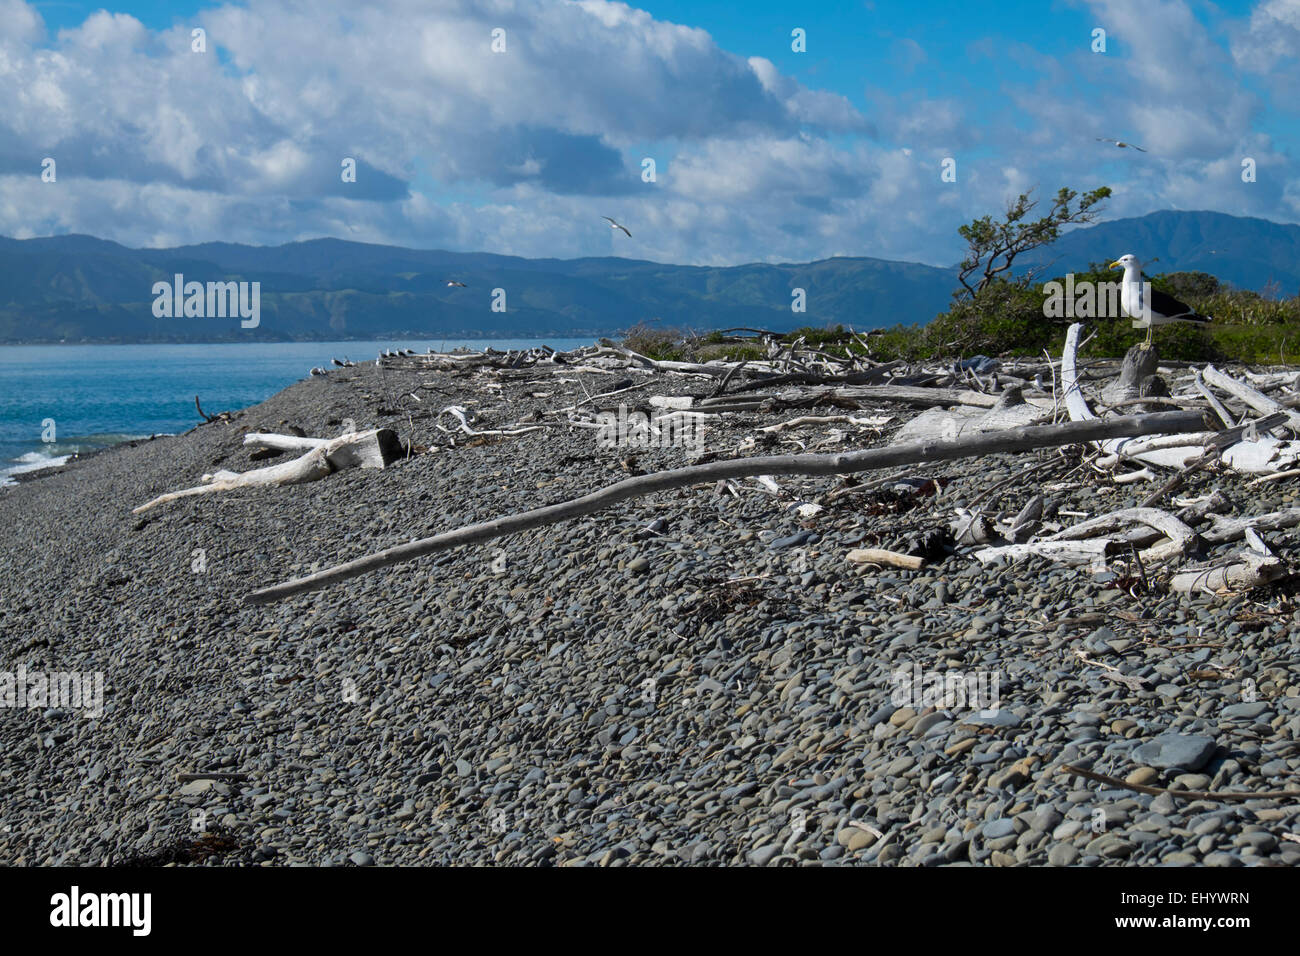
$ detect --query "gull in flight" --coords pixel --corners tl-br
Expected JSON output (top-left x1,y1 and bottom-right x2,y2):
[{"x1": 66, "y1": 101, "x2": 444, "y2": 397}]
[
  {"x1": 1109, "y1": 253, "x2": 1212, "y2": 349},
  {"x1": 444, "y1": 280, "x2": 467, "y2": 288},
  {"x1": 1096, "y1": 137, "x2": 1147, "y2": 152},
  {"x1": 602, "y1": 216, "x2": 632, "y2": 238}
]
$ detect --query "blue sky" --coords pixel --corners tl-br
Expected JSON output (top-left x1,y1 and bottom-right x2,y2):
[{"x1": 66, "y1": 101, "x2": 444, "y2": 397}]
[{"x1": 5, "y1": 0, "x2": 1299, "y2": 265}]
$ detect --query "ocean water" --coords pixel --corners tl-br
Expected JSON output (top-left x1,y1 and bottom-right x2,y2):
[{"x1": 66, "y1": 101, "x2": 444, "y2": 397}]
[{"x1": 0, "y1": 339, "x2": 593, "y2": 485}]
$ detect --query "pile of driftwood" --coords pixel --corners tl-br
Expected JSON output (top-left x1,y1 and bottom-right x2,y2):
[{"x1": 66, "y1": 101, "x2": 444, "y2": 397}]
[{"x1": 217, "y1": 324, "x2": 1300, "y2": 604}]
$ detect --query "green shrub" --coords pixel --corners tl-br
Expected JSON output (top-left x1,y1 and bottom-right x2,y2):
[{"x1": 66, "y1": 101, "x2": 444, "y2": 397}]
[{"x1": 620, "y1": 322, "x2": 687, "y2": 361}]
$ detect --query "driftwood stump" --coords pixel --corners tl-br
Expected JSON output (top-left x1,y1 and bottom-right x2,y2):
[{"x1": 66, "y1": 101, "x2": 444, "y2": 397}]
[{"x1": 1100, "y1": 344, "x2": 1162, "y2": 407}]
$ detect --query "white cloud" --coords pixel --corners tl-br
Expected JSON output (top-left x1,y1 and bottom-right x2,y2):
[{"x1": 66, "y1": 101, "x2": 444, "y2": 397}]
[
  {"x1": 0, "y1": 0, "x2": 1294, "y2": 268},
  {"x1": 1232, "y1": 0, "x2": 1300, "y2": 71}
]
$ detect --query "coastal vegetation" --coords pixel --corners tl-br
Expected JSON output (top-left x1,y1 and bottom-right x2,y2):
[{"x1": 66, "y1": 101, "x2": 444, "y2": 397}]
[{"x1": 623, "y1": 187, "x2": 1300, "y2": 364}]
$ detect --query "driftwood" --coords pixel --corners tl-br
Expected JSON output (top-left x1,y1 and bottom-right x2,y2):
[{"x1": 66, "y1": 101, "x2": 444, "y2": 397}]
[
  {"x1": 437, "y1": 405, "x2": 546, "y2": 437},
  {"x1": 596, "y1": 345, "x2": 742, "y2": 378},
  {"x1": 1193, "y1": 370, "x2": 1235, "y2": 428},
  {"x1": 1200, "y1": 507, "x2": 1300, "y2": 543},
  {"x1": 1168, "y1": 553, "x2": 1284, "y2": 594},
  {"x1": 194, "y1": 396, "x2": 233, "y2": 424},
  {"x1": 1099, "y1": 346, "x2": 1160, "y2": 407},
  {"x1": 729, "y1": 363, "x2": 902, "y2": 393},
  {"x1": 1061, "y1": 324, "x2": 1300, "y2": 474},
  {"x1": 892, "y1": 387, "x2": 1047, "y2": 443},
  {"x1": 837, "y1": 384, "x2": 1052, "y2": 410},
  {"x1": 246, "y1": 410, "x2": 1208, "y2": 604},
  {"x1": 759, "y1": 414, "x2": 892, "y2": 434},
  {"x1": 134, "y1": 429, "x2": 401, "y2": 514},
  {"x1": 1203, "y1": 365, "x2": 1300, "y2": 430},
  {"x1": 1061, "y1": 324, "x2": 1212, "y2": 469},
  {"x1": 846, "y1": 548, "x2": 925, "y2": 570},
  {"x1": 975, "y1": 498, "x2": 1210, "y2": 570},
  {"x1": 1059, "y1": 764, "x2": 1300, "y2": 802}
]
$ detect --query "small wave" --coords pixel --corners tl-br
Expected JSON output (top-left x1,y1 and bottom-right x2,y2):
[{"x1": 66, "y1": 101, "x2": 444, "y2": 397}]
[
  {"x1": 0, "y1": 434, "x2": 156, "y2": 487},
  {"x1": 1, "y1": 452, "x2": 72, "y2": 486}
]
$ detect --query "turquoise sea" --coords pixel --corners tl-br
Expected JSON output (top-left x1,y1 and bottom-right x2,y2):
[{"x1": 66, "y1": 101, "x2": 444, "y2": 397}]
[{"x1": 0, "y1": 339, "x2": 592, "y2": 485}]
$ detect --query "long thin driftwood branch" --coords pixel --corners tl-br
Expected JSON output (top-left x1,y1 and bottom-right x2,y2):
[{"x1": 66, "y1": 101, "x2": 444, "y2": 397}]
[
  {"x1": 246, "y1": 410, "x2": 1208, "y2": 605},
  {"x1": 1059, "y1": 764, "x2": 1300, "y2": 802}
]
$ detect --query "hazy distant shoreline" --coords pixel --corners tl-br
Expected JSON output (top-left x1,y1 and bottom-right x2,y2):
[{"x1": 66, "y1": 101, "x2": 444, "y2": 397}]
[
  {"x1": 0, "y1": 338, "x2": 595, "y2": 485},
  {"x1": 0, "y1": 333, "x2": 618, "y2": 347}
]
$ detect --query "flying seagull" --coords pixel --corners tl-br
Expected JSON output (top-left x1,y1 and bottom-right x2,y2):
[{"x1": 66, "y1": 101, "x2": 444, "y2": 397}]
[
  {"x1": 602, "y1": 216, "x2": 632, "y2": 238},
  {"x1": 1096, "y1": 137, "x2": 1147, "y2": 152},
  {"x1": 444, "y1": 280, "x2": 467, "y2": 288},
  {"x1": 1110, "y1": 253, "x2": 1212, "y2": 348}
]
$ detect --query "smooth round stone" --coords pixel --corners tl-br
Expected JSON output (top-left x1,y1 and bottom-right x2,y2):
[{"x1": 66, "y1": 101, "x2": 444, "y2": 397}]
[
  {"x1": 748, "y1": 844, "x2": 780, "y2": 866},
  {"x1": 1131, "y1": 734, "x2": 1217, "y2": 772},
  {"x1": 1221, "y1": 702, "x2": 1270, "y2": 720},
  {"x1": 1048, "y1": 844, "x2": 1080, "y2": 866},
  {"x1": 983, "y1": 818, "x2": 1016, "y2": 840},
  {"x1": 1125, "y1": 767, "x2": 1160, "y2": 787},
  {"x1": 913, "y1": 712, "x2": 948, "y2": 735},
  {"x1": 1193, "y1": 816, "x2": 1223, "y2": 836}
]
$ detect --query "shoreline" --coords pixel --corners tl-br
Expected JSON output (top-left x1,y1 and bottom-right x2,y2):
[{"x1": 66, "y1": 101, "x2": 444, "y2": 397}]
[
  {"x1": 3, "y1": 350, "x2": 1300, "y2": 866},
  {"x1": 0, "y1": 333, "x2": 623, "y2": 348}
]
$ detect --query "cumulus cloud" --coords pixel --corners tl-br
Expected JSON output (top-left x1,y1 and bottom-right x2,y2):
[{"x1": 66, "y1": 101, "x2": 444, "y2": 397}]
[{"x1": 0, "y1": 0, "x2": 1295, "y2": 266}]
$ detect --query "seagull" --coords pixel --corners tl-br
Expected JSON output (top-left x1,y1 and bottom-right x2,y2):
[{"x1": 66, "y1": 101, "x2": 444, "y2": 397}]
[
  {"x1": 602, "y1": 216, "x2": 631, "y2": 238},
  {"x1": 1096, "y1": 137, "x2": 1147, "y2": 152},
  {"x1": 1109, "y1": 253, "x2": 1212, "y2": 349},
  {"x1": 444, "y1": 280, "x2": 467, "y2": 288}
]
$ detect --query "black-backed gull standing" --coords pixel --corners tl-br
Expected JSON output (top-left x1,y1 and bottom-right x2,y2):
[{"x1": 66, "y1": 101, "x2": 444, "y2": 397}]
[{"x1": 1110, "y1": 253, "x2": 1212, "y2": 348}]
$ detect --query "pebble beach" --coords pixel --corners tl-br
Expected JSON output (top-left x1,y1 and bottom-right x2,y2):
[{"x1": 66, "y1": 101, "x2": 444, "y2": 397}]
[{"x1": 2, "y1": 355, "x2": 1299, "y2": 867}]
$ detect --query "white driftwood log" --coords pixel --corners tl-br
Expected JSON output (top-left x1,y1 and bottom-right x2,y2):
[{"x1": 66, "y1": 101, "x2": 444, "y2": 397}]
[
  {"x1": 891, "y1": 387, "x2": 1048, "y2": 444},
  {"x1": 974, "y1": 539, "x2": 1111, "y2": 566},
  {"x1": 243, "y1": 433, "x2": 329, "y2": 453},
  {"x1": 242, "y1": 430, "x2": 401, "y2": 470},
  {"x1": 835, "y1": 384, "x2": 1053, "y2": 410},
  {"x1": 975, "y1": 507, "x2": 1196, "y2": 566},
  {"x1": 134, "y1": 429, "x2": 401, "y2": 514},
  {"x1": 1194, "y1": 370, "x2": 1236, "y2": 428},
  {"x1": 438, "y1": 406, "x2": 546, "y2": 437},
  {"x1": 760, "y1": 414, "x2": 893, "y2": 434},
  {"x1": 1203, "y1": 365, "x2": 1300, "y2": 430},
  {"x1": 1170, "y1": 553, "x2": 1283, "y2": 595},
  {"x1": 1111, "y1": 467, "x2": 1156, "y2": 484},
  {"x1": 649, "y1": 396, "x2": 695, "y2": 410},
  {"x1": 846, "y1": 548, "x2": 925, "y2": 570},
  {"x1": 1200, "y1": 507, "x2": 1300, "y2": 543}
]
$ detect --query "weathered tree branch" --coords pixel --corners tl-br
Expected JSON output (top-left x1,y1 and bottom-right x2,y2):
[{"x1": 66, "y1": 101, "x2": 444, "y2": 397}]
[{"x1": 245, "y1": 409, "x2": 1209, "y2": 605}]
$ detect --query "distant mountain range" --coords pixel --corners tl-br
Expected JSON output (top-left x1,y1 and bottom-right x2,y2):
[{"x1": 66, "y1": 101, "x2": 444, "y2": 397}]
[
  {"x1": 1018, "y1": 210, "x2": 1300, "y2": 292},
  {"x1": 1, "y1": 210, "x2": 1297, "y2": 344}
]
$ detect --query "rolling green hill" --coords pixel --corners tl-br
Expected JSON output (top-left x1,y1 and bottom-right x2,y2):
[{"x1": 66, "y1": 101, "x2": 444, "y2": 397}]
[
  {"x1": 0, "y1": 236, "x2": 957, "y2": 344},
  {"x1": 2, "y1": 209, "x2": 1296, "y2": 344}
]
